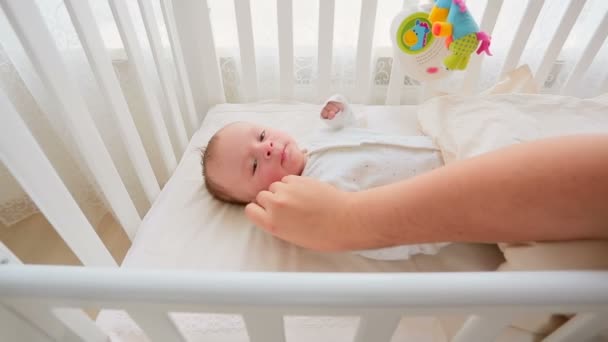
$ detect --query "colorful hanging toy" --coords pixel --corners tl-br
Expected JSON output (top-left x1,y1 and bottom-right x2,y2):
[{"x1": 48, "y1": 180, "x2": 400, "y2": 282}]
[
  {"x1": 428, "y1": 0, "x2": 492, "y2": 70},
  {"x1": 390, "y1": 11, "x2": 451, "y2": 82}
]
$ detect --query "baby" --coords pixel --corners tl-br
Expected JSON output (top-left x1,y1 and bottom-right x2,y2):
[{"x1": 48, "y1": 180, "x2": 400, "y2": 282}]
[{"x1": 201, "y1": 95, "x2": 448, "y2": 260}]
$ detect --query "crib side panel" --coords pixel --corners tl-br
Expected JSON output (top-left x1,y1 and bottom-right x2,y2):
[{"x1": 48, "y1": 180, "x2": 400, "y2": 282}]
[
  {"x1": 108, "y1": 0, "x2": 178, "y2": 173},
  {"x1": 172, "y1": 0, "x2": 225, "y2": 112},
  {"x1": 499, "y1": 0, "x2": 545, "y2": 78},
  {"x1": 1, "y1": 0, "x2": 142, "y2": 240},
  {"x1": 63, "y1": 0, "x2": 161, "y2": 206},
  {"x1": 137, "y1": 0, "x2": 188, "y2": 152},
  {"x1": 159, "y1": 0, "x2": 200, "y2": 135},
  {"x1": 533, "y1": 0, "x2": 587, "y2": 88},
  {"x1": 561, "y1": 11, "x2": 608, "y2": 95},
  {"x1": 0, "y1": 83, "x2": 116, "y2": 266},
  {"x1": 1, "y1": 267, "x2": 608, "y2": 342}
]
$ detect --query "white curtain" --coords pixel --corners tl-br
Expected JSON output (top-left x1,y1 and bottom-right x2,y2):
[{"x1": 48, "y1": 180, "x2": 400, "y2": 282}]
[{"x1": 1, "y1": 0, "x2": 607, "y2": 228}]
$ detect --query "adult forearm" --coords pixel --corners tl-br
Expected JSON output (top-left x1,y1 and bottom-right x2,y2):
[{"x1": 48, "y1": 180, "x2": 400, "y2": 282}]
[{"x1": 348, "y1": 135, "x2": 608, "y2": 248}]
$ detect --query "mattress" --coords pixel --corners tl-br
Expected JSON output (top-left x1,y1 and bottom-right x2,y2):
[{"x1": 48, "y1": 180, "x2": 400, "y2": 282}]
[{"x1": 96, "y1": 102, "x2": 505, "y2": 342}]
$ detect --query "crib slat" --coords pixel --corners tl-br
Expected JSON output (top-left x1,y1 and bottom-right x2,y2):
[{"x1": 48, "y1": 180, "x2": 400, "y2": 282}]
[
  {"x1": 354, "y1": 314, "x2": 401, "y2": 342},
  {"x1": 318, "y1": 0, "x2": 335, "y2": 101},
  {"x1": 354, "y1": 0, "x2": 378, "y2": 104},
  {"x1": 534, "y1": 0, "x2": 586, "y2": 87},
  {"x1": 1, "y1": 303, "x2": 82, "y2": 342},
  {"x1": 52, "y1": 308, "x2": 108, "y2": 342},
  {"x1": 451, "y1": 314, "x2": 510, "y2": 342},
  {"x1": 0, "y1": 304, "x2": 54, "y2": 342},
  {"x1": 137, "y1": 0, "x2": 188, "y2": 152},
  {"x1": 385, "y1": 1, "x2": 407, "y2": 105},
  {"x1": 243, "y1": 313, "x2": 286, "y2": 342},
  {"x1": 461, "y1": 0, "x2": 504, "y2": 94},
  {"x1": 499, "y1": 0, "x2": 545, "y2": 77},
  {"x1": 235, "y1": 0, "x2": 259, "y2": 102},
  {"x1": 4, "y1": 302, "x2": 106, "y2": 342},
  {"x1": 0, "y1": 90, "x2": 117, "y2": 266},
  {"x1": 561, "y1": 11, "x2": 608, "y2": 95},
  {"x1": 169, "y1": 1, "x2": 209, "y2": 118},
  {"x1": 277, "y1": 0, "x2": 294, "y2": 100},
  {"x1": 543, "y1": 313, "x2": 607, "y2": 342},
  {"x1": 385, "y1": 62, "x2": 404, "y2": 105},
  {"x1": 108, "y1": 0, "x2": 177, "y2": 175},
  {"x1": 171, "y1": 0, "x2": 225, "y2": 109},
  {"x1": 1, "y1": 0, "x2": 141, "y2": 241},
  {"x1": 63, "y1": 0, "x2": 160, "y2": 205},
  {"x1": 128, "y1": 310, "x2": 185, "y2": 342},
  {"x1": 0, "y1": 242, "x2": 19, "y2": 265},
  {"x1": 193, "y1": 0, "x2": 225, "y2": 105},
  {"x1": 0, "y1": 244, "x2": 107, "y2": 342},
  {"x1": 159, "y1": 0, "x2": 199, "y2": 135}
]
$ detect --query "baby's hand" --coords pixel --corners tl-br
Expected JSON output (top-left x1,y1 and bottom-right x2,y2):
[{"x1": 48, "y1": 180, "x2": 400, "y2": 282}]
[{"x1": 321, "y1": 101, "x2": 344, "y2": 120}]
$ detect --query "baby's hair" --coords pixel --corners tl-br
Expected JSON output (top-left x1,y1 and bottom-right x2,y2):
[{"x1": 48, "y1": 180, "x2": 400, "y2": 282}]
[{"x1": 200, "y1": 129, "x2": 248, "y2": 205}]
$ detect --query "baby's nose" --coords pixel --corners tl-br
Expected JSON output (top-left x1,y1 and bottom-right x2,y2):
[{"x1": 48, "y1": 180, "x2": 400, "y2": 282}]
[{"x1": 264, "y1": 141, "x2": 274, "y2": 158}]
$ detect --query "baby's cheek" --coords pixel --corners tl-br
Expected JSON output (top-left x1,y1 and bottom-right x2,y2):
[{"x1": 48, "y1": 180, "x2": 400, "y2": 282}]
[{"x1": 264, "y1": 167, "x2": 287, "y2": 187}]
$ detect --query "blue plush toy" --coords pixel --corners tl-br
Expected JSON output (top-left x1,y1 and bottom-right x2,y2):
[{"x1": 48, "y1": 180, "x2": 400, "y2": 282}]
[{"x1": 428, "y1": 0, "x2": 492, "y2": 70}]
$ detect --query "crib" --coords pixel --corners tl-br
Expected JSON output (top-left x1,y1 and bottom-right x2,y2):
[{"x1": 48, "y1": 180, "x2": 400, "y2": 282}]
[{"x1": 1, "y1": 0, "x2": 608, "y2": 341}]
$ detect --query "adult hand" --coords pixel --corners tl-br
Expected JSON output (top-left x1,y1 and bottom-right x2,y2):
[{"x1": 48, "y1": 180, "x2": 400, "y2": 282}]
[{"x1": 245, "y1": 176, "x2": 356, "y2": 251}]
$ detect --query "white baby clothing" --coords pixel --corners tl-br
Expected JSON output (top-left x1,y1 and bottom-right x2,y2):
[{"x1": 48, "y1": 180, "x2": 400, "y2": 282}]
[{"x1": 301, "y1": 94, "x2": 449, "y2": 260}]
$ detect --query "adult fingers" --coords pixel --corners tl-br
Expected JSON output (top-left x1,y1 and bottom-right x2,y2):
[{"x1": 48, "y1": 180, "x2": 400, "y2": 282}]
[
  {"x1": 255, "y1": 190, "x2": 274, "y2": 209},
  {"x1": 268, "y1": 180, "x2": 286, "y2": 193},
  {"x1": 281, "y1": 174, "x2": 303, "y2": 184},
  {"x1": 244, "y1": 202, "x2": 274, "y2": 232}
]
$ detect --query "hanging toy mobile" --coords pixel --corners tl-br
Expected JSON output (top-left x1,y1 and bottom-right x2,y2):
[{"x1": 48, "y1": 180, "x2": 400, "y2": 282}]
[
  {"x1": 428, "y1": 0, "x2": 492, "y2": 70},
  {"x1": 391, "y1": 9, "x2": 450, "y2": 82},
  {"x1": 390, "y1": 0, "x2": 491, "y2": 82}
]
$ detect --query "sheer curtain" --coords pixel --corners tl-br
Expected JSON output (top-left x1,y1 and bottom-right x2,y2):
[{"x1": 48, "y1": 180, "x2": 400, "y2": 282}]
[{"x1": 1, "y1": 0, "x2": 607, "y2": 228}]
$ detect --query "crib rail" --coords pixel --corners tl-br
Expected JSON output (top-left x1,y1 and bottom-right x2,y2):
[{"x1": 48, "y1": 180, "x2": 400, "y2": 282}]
[{"x1": 1, "y1": 265, "x2": 607, "y2": 342}]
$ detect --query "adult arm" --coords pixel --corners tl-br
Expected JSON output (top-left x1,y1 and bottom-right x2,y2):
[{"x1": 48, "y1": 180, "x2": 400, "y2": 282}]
[{"x1": 245, "y1": 135, "x2": 608, "y2": 251}]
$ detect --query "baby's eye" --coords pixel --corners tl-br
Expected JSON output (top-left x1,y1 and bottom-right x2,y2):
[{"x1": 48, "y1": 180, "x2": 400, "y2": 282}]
[
  {"x1": 252, "y1": 159, "x2": 258, "y2": 175},
  {"x1": 259, "y1": 130, "x2": 266, "y2": 141}
]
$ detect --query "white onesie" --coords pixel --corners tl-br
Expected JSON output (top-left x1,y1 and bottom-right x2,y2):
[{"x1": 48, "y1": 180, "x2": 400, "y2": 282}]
[{"x1": 301, "y1": 95, "x2": 449, "y2": 260}]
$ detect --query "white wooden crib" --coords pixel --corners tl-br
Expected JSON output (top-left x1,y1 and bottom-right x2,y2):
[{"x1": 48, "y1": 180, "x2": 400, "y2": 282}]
[{"x1": 1, "y1": 0, "x2": 607, "y2": 341}]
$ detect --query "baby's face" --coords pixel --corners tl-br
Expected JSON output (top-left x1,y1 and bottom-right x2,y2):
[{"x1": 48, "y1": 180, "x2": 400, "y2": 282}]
[{"x1": 209, "y1": 122, "x2": 307, "y2": 202}]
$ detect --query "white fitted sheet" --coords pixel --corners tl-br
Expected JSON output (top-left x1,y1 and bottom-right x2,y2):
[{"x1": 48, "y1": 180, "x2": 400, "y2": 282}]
[{"x1": 96, "y1": 102, "x2": 504, "y2": 342}]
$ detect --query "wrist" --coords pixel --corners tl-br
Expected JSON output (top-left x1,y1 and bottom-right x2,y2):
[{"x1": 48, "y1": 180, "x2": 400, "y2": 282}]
[{"x1": 335, "y1": 191, "x2": 368, "y2": 251}]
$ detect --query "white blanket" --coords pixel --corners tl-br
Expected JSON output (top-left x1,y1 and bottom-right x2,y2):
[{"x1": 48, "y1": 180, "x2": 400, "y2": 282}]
[{"x1": 418, "y1": 93, "x2": 608, "y2": 164}]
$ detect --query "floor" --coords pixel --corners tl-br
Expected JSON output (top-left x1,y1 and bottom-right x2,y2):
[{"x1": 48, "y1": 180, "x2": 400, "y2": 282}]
[
  {"x1": 0, "y1": 212, "x2": 130, "y2": 320},
  {"x1": 0, "y1": 212, "x2": 130, "y2": 266}
]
